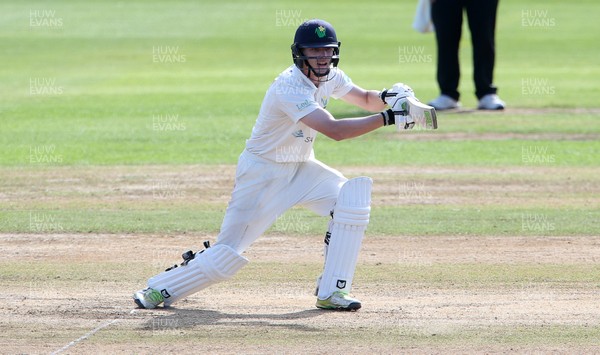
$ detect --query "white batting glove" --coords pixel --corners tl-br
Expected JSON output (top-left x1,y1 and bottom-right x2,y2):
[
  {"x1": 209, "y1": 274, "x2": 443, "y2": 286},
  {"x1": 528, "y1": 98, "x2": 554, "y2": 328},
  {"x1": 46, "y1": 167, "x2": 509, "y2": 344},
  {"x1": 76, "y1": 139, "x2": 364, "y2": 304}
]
[
  {"x1": 380, "y1": 98, "x2": 416, "y2": 130},
  {"x1": 379, "y1": 83, "x2": 416, "y2": 108}
]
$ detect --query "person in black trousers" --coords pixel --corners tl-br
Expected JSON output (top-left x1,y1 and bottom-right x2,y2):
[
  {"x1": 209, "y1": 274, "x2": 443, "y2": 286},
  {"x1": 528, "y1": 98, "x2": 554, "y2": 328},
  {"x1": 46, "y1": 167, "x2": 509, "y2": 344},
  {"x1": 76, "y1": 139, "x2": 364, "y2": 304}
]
[{"x1": 428, "y1": 0, "x2": 505, "y2": 110}]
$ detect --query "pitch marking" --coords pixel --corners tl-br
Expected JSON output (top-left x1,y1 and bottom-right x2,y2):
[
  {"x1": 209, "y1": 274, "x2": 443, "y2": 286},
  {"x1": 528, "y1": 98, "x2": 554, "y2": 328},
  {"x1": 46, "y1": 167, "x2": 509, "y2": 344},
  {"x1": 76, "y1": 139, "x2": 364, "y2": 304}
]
[{"x1": 51, "y1": 309, "x2": 137, "y2": 354}]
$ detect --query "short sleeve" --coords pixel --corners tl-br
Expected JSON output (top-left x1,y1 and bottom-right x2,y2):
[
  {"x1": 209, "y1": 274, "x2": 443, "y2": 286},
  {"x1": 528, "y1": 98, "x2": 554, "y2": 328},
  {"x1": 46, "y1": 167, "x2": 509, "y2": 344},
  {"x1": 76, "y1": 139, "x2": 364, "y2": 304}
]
[
  {"x1": 330, "y1": 69, "x2": 354, "y2": 99},
  {"x1": 274, "y1": 78, "x2": 320, "y2": 123}
]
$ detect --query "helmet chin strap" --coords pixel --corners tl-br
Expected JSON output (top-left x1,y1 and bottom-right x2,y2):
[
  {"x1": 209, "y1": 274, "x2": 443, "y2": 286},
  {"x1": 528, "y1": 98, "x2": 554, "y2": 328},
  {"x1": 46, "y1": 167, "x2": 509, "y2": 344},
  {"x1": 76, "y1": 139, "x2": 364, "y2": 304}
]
[
  {"x1": 305, "y1": 61, "x2": 331, "y2": 78},
  {"x1": 304, "y1": 60, "x2": 336, "y2": 84}
]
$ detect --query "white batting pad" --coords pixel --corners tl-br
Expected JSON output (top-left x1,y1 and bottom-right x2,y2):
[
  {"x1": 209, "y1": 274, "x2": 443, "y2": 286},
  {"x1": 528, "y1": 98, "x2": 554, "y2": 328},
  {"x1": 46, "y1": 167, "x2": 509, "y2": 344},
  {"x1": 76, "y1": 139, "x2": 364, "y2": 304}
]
[
  {"x1": 148, "y1": 244, "x2": 248, "y2": 306},
  {"x1": 317, "y1": 177, "x2": 372, "y2": 299}
]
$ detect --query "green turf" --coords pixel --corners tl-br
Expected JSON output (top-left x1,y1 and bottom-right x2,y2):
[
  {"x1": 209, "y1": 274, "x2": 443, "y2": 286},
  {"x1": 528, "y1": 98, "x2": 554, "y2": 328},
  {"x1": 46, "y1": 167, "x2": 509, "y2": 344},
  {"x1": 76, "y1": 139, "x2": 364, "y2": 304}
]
[
  {"x1": 0, "y1": 0, "x2": 599, "y2": 234},
  {"x1": 3, "y1": 111, "x2": 599, "y2": 166},
  {"x1": 1, "y1": 206, "x2": 597, "y2": 236},
  {"x1": 1, "y1": 0, "x2": 599, "y2": 167}
]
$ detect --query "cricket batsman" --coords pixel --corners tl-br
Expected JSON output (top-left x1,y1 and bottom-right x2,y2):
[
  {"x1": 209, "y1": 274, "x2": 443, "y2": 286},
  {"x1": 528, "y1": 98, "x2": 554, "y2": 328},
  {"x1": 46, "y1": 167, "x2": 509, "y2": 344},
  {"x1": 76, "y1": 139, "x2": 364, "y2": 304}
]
[{"x1": 133, "y1": 19, "x2": 437, "y2": 311}]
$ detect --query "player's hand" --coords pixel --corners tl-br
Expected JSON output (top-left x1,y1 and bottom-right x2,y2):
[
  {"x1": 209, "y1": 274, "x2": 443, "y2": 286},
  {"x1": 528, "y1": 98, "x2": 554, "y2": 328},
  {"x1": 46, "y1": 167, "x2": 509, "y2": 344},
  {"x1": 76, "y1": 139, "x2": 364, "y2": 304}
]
[
  {"x1": 380, "y1": 83, "x2": 415, "y2": 108},
  {"x1": 380, "y1": 83, "x2": 415, "y2": 129},
  {"x1": 381, "y1": 99, "x2": 415, "y2": 130}
]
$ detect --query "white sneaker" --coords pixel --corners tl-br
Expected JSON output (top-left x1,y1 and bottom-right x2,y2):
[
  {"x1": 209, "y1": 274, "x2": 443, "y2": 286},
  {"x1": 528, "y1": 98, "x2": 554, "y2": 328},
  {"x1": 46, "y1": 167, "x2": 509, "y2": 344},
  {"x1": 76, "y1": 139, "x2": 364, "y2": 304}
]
[
  {"x1": 133, "y1": 287, "x2": 164, "y2": 309},
  {"x1": 316, "y1": 291, "x2": 362, "y2": 311},
  {"x1": 427, "y1": 94, "x2": 461, "y2": 110},
  {"x1": 478, "y1": 94, "x2": 505, "y2": 110}
]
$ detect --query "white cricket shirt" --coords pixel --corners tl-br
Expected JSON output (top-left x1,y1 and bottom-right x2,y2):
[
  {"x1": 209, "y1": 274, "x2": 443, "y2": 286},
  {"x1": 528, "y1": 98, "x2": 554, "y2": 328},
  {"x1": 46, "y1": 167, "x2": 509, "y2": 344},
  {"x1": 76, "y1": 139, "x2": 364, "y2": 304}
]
[{"x1": 245, "y1": 65, "x2": 354, "y2": 163}]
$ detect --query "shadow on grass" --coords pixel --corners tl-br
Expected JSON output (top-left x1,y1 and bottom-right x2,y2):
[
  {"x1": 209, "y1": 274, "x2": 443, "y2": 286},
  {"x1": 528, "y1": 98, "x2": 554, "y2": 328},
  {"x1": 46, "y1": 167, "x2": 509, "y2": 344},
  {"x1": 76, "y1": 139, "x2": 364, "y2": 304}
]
[{"x1": 141, "y1": 307, "x2": 329, "y2": 332}]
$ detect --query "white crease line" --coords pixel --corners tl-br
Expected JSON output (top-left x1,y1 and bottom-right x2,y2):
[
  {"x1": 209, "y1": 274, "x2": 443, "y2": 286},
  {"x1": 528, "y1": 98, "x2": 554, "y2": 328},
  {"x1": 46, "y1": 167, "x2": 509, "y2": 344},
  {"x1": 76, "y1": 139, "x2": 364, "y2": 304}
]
[{"x1": 51, "y1": 309, "x2": 137, "y2": 354}]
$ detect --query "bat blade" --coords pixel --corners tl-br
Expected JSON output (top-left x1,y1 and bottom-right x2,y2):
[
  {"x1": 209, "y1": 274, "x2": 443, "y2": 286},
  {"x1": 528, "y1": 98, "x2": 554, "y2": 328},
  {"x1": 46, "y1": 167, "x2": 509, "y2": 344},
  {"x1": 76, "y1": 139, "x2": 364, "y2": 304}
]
[{"x1": 406, "y1": 96, "x2": 438, "y2": 129}]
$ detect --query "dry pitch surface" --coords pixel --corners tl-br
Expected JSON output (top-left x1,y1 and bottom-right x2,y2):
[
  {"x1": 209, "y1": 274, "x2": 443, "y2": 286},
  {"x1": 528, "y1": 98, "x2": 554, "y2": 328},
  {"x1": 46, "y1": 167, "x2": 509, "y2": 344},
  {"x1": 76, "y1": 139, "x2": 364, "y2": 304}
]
[{"x1": 1, "y1": 164, "x2": 599, "y2": 354}]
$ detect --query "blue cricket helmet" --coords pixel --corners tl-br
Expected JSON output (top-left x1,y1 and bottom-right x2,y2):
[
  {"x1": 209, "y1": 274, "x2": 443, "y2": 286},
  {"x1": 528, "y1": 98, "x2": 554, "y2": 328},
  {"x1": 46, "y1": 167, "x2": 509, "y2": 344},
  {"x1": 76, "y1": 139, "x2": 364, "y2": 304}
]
[{"x1": 291, "y1": 19, "x2": 341, "y2": 76}]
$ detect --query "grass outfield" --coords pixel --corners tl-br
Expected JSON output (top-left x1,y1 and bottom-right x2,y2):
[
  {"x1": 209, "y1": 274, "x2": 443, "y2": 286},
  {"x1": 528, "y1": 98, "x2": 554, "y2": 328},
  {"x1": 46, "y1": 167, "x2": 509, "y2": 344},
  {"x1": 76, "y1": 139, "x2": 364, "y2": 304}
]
[
  {"x1": 1, "y1": 0, "x2": 599, "y2": 167},
  {"x1": 1, "y1": 0, "x2": 599, "y2": 353}
]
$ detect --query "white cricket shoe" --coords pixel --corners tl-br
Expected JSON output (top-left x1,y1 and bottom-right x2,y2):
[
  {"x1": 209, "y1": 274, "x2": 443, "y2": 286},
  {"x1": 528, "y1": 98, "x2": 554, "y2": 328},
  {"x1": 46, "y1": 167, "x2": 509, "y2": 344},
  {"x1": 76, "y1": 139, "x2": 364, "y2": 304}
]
[
  {"x1": 316, "y1": 291, "x2": 362, "y2": 311},
  {"x1": 478, "y1": 94, "x2": 505, "y2": 110},
  {"x1": 133, "y1": 287, "x2": 164, "y2": 309},
  {"x1": 427, "y1": 94, "x2": 461, "y2": 110}
]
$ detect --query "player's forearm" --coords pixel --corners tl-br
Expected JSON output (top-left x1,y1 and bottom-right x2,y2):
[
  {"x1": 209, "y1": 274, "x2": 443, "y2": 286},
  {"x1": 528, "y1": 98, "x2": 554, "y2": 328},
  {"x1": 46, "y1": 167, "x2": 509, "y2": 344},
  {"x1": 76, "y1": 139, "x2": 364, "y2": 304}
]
[
  {"x1": 365, "y1": 90, "x2": 387, "y2": 112},
  {"x1": 300, "y1": 107, "x2": 385, "y2": 141},
  {"x1": 357, "y1": 90, "x2": 386, "y2": 112},
  {"x1": 341, "y1": 87, "x2": 387, "y2": 112},
  {"x1": 328, "y1": 113, "x2": 384, "y2": 141}
]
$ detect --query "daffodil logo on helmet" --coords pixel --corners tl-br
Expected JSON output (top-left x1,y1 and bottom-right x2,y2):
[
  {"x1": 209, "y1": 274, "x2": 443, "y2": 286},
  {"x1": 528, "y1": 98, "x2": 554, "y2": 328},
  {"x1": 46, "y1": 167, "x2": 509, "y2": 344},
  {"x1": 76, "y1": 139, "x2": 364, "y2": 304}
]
[{"x1": 315, "y1": 25, "x2": 326, "y2": 38}]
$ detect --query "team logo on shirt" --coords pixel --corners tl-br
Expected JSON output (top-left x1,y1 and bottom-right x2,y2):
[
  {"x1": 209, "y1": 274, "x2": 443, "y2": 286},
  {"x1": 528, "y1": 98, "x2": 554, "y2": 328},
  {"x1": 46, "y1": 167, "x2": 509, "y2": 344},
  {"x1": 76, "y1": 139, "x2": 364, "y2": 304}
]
[
  {"x1": 320, "y1": 96, "x2": 328, "y2": 108},
  {"x1": 292, "y1": 130, "x2": 304, "y2": 138}
]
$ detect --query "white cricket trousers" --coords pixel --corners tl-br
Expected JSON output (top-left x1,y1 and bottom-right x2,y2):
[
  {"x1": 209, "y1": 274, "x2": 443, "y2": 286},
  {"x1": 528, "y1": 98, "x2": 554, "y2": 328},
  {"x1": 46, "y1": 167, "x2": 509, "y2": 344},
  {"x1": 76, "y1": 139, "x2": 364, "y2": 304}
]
[{"x1": 216, "y1": 149, "x2": 347, "y2": 253}]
